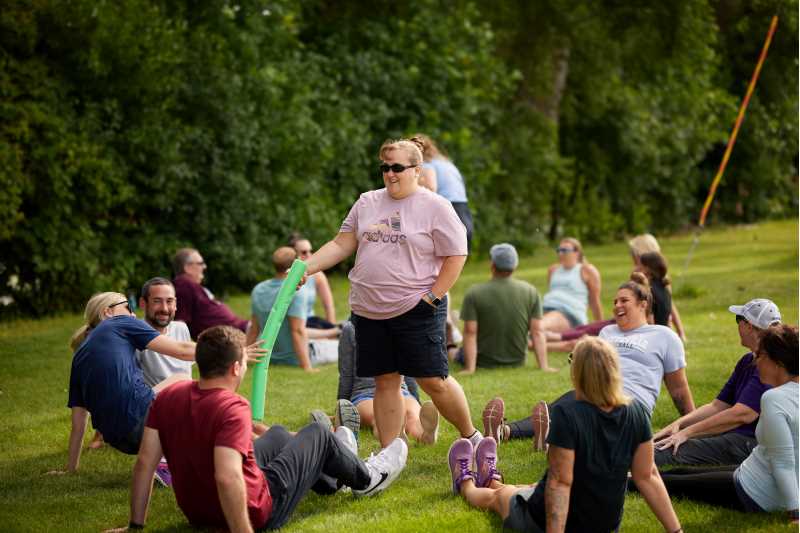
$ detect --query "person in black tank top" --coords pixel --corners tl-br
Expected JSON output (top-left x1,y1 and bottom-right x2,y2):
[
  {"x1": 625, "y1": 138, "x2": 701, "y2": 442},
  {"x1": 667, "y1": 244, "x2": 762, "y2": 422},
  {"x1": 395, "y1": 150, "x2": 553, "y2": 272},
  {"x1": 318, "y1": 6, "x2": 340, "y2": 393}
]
[{"x1": 639, "y1": 252, "x2": 673, "y2": 327}]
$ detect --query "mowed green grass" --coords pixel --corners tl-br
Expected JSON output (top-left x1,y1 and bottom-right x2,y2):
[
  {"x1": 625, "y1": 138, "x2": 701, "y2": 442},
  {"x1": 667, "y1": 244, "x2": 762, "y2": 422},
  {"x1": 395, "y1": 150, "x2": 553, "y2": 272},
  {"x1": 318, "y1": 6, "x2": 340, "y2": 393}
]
[{"x1": 0, "y1": 220, "x2": 796, "y2": 532}]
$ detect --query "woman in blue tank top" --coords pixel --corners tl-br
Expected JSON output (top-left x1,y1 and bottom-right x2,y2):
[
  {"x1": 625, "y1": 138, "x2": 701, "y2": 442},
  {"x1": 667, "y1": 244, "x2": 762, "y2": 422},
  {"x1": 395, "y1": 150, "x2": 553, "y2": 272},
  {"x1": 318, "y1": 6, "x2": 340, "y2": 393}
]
[
  {"x1": 413, "y1": 134, "x2": 474, "y2": 252},
  {"x1": 542, "y1": 238, "x2": 603, "y2": 333}
]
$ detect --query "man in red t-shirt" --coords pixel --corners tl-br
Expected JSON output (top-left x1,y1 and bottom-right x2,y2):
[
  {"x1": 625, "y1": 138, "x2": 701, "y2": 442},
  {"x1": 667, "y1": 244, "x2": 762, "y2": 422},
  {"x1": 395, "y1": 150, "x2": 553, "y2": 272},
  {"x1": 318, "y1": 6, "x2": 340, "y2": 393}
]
[{"x1": 107, "y1": 326, "x2": 407, "y2": 532}]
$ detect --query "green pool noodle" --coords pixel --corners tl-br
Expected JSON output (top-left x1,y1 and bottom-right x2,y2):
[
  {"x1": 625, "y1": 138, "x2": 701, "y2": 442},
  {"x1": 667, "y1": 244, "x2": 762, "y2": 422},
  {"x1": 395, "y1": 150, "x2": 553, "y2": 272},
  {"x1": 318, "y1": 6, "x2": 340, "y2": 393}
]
[{"x1": 251, "y1": 259, "x2": 307, "y2": 421}]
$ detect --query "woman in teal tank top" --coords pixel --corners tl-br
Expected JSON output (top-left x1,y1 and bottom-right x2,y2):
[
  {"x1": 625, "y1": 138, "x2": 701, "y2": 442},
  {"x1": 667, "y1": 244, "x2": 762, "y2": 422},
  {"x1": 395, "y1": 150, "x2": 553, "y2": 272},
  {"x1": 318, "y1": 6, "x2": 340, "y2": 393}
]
[{"x1": 541, "y1": 238, "x2": 603, "y2": 332}]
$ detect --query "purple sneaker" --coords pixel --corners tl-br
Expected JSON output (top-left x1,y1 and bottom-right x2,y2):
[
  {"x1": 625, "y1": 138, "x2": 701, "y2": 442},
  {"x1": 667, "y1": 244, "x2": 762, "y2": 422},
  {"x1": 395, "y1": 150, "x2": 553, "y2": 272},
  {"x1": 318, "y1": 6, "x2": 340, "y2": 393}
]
[
  {"x1": 448, "y1": 438, "x2": 475, "y2": 494},
  {"x1": 154, "y1": 460, "x2": 172, "y2": 488},
  {"x1": 475, "y1": 437, "x2": 502, "y2": 488}
]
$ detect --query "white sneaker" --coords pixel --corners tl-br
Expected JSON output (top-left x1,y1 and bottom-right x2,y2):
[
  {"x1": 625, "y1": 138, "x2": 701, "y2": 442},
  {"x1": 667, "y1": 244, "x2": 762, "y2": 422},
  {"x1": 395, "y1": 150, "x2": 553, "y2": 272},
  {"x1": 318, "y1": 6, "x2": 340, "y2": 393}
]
[
  {"x1": 334, "y1": 426, "x2": 358, "y2": 457},
  {"x1": 352, "y1": 438, "x2": 408, "y2": 497}
]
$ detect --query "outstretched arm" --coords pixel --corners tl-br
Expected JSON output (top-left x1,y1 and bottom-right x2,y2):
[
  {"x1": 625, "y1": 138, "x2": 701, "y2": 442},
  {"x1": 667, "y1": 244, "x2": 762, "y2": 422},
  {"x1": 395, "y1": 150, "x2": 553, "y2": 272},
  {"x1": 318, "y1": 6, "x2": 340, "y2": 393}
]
[
  {"x1": 289, "y1": 317, "x2": 316, "y2": 372},
  {"x1": 545, "y1": 445, "x2": 574, "y2": 533},
  {"x1": 656, "y1": 401, "x2": 756, "y2": 454},
  {"x1": 67, "y1": 407, "x2": 89, "y2": 472},
  {"x1": 653, "y1": 401, "x2": 726, "y2": 441},
  {"x1": 460, "y1": 320, "x2": 478, "y2": 374},
  {"x1": 146, "y1": 335, "x2": 196, "y2": 361},
  {"x1": 668, "y1": 297, "x2": 687, "y2": 342},
  {"x1": 582, "y1": 264, "x2": 603, "y2": 321},
  {"x1": 664, "y1": 368, "x2": 695, "y2": 416},
  {"x1": 630, "y1": 440, "x2": 682, "y2": 532},
  {"x1": 529, "y1": 318, "x2": 552, "y2": 371},
  {"x1": 129, "y1": 428, "x2": 162, "y2": 527},
  {"x1": 305, "y1": 232, "x2": 358, "y2": 276},
  {"x1": 214, "y1": 446, "x2": 254, "y2": 533},
  {"x1": 314, "y1": 272, "x2": 337, "y2": 323}
]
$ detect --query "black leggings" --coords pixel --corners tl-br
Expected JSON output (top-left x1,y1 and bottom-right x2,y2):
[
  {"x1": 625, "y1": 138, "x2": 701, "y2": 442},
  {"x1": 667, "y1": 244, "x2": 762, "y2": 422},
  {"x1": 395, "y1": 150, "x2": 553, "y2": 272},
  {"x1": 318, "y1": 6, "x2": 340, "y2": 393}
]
[
  {"x1": 507, "y1": 391, "x2": 576, "y2": 439},
  {"x1": 254, "y1": 424, "x2": 371, "y2": 529},
  {"x1": 629, "y1": 466, "x2": 763, "y2": 513}
]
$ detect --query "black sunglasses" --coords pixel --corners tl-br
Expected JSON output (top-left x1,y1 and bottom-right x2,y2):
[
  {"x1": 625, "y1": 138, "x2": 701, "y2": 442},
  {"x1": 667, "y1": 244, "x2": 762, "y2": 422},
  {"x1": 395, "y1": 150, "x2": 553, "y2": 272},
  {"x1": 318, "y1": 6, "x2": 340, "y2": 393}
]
[
  {"x1": 735, "y1": 315, "x2": 748, "y2": 325},
  {"x1": 109, "y1": 300, "x2": 129, "y2": 311},
  {"x1": 380, "y1": 163, "x2": 417, "y2": 174},
  {"x1": 556, "y1": 247, "x2": 576, "y2": 254}
]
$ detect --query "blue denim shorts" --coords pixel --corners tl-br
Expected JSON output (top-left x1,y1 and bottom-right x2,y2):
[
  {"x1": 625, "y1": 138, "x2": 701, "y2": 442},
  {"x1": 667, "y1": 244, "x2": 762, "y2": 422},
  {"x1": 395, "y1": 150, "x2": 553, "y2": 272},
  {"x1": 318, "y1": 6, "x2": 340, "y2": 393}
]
[
  {"x1": 352, "y1": 296, "x2": 449, "y2": 378},
  {"x1": 351, "y1": 389, "x2": 413, "y2": 406}
]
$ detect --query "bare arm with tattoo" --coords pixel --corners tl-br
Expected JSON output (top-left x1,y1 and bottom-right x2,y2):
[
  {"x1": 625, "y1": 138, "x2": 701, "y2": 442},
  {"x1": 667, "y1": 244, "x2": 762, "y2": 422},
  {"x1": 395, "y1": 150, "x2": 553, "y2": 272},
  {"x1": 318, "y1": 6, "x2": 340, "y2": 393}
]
[
  {"x1": 664, "y1": 368, "x2": 695, "y2": 416},
  {"x1": 545, "y1": 445, "x2": 575, "y2": 533}
]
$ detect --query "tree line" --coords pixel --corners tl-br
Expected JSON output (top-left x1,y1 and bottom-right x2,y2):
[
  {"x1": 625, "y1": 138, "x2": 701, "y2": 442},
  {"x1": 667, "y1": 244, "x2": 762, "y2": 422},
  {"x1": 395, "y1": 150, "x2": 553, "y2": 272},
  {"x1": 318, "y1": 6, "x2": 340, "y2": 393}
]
[{"x1": 1, "y1": 0, "x2": 797, "y2": 316}]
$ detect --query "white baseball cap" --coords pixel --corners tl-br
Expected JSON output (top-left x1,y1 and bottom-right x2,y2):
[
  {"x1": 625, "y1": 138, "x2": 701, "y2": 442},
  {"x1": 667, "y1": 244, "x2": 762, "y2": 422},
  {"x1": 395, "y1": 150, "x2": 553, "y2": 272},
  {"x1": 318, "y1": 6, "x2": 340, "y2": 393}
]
[{"x1": 728, "y1": 298, "x2": 782, "y2": 330}]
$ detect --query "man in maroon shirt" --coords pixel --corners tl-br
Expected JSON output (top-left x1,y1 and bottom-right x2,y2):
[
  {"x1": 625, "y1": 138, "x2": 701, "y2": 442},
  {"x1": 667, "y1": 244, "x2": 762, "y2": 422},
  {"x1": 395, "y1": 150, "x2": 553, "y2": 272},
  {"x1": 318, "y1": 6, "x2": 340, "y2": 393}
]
[
  {"x1": 172, "y1": 248, "x2": 249, "y2": 339},
  {"x1": 108, "y1": 326, "x2": 407, "y2": 532}
]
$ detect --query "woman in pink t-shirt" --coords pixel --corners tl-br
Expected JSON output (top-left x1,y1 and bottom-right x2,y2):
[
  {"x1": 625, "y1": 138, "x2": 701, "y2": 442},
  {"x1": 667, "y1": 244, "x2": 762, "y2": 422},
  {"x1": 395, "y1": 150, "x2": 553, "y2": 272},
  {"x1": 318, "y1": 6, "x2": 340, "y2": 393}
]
[{"x1": 304, "y1": 138, "x2": 482, "y2": 451}]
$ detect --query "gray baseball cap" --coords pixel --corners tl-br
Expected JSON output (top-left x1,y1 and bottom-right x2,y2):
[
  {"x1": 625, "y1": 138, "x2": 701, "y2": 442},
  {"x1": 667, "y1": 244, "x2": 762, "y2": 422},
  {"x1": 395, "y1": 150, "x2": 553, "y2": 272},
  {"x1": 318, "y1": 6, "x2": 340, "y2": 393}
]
[
  {"x1": 728, "y1": 298, "x2": 782, "y2": 330},
  {"x1": 490, "y1": 243, "x2": 518, "y2": 272}
]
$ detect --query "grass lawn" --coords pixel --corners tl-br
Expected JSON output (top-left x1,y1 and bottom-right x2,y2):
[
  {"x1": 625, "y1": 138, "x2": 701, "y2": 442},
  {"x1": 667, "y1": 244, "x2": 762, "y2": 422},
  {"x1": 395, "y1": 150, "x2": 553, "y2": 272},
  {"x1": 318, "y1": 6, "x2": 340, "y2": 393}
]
[{"x1": 0, "y1": 219, "x2": 796, "y2": 532}]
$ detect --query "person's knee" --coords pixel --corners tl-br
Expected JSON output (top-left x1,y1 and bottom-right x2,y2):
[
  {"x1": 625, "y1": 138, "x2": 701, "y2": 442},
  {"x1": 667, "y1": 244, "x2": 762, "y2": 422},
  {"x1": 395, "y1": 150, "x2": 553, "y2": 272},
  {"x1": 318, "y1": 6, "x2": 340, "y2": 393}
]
[
  {"x1": 417, "y1": 376, "x2": 449, "y2": 395},
  {"x1": 374, "y1": 373, "x2": 402, "y2": 390},
  {"x1": 302, "y1": 422, "x2": 328, "y2": 439}
]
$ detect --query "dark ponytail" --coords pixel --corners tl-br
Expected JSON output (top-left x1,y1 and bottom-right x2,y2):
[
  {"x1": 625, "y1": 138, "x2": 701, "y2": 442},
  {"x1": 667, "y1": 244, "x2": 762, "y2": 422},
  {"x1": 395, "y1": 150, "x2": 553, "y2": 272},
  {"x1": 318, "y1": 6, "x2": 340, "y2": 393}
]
[{"x1": 639, "y1": 252, "x2": 670, "y2": 287}]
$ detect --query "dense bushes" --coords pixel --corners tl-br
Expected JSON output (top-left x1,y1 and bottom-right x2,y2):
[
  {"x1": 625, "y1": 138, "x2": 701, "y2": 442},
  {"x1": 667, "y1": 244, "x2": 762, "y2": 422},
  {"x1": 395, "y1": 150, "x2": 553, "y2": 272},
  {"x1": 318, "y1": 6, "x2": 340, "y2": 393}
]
[{"x1": 0, "y1": 0, "x2": 796, "y2": 315}]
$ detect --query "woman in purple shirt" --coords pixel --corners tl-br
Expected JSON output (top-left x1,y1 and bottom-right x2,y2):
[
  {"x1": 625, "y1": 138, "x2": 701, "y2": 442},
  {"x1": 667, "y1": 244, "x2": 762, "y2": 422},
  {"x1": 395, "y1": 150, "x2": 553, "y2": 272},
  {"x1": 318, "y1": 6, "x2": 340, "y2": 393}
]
[{"x1": 304, "y1": 138, "x2": 481, "y2": 451}]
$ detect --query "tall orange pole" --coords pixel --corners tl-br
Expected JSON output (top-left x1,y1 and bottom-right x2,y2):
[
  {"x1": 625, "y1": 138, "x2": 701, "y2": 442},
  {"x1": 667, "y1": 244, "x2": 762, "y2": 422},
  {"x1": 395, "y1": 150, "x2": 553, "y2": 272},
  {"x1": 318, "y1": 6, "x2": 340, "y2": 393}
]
[{"x1": 698, "y1": 15, "x2": 778, "y2": 227}]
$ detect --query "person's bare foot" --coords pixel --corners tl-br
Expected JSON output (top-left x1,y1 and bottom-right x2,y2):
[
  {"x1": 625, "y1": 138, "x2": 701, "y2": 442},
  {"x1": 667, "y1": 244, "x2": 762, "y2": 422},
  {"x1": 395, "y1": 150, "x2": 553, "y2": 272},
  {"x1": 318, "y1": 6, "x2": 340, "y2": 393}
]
[
  {"x1": 540, "y1": 366, "x2": 559, "y2": 373},
  {"x1": 88, "y1": 431, "x2": 105, "y2": 450}
]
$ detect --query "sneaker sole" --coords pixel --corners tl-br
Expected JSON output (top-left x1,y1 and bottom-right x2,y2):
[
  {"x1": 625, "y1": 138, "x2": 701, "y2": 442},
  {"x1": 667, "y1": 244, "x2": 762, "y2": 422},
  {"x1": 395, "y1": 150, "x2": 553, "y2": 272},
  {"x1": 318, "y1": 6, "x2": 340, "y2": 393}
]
[
  {"x1": 310, "y1": 410, "x2": 332, "y2": 431},
  {"x1": 482, "y1": 398, "x2": 505, "y2": 442},
  {"x1": 335, "y1": 400, "x2": 361, "y2": 435},
  {"x1": 419, "y1": 401, "x2": 439, "y2": 445},
  {"x1": 532, "y1": 401, "x2": 549, "y2": 452}
]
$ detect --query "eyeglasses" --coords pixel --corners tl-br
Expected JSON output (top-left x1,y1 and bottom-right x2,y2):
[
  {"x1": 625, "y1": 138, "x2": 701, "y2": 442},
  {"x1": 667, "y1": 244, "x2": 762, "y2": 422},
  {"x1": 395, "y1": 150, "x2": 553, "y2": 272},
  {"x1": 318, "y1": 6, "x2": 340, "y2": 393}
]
[
  {"x1": 109, "y1": 300, "x2": 129, "y2": 311},
  {"x1": 556, "y1": 247, "x2": 576, "y2": 254},
  {"x1": 380, "y1": 163, "x2": 417, "y2": 174},
  {"x1": 736, "y1": 315, "x2": 748, "y2": 325}
]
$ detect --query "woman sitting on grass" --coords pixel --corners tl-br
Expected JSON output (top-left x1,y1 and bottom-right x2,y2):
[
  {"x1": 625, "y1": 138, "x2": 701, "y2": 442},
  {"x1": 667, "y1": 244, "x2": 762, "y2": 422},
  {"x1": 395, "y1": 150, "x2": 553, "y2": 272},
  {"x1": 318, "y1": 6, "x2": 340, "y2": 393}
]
[
  {"x1": 485, "y1": 273, "x2": 694, "y2": 447},
  {"x1": 53, "y1": 292, "x2": 263, "y2": 474},
  {"x1": 629, "y1": 233, "x2": 686, "y2": 342},
  {"x1": 642, "y1": 324, "x2": 798, "y2": 524},
  {"x1": 545, "y1": 250, "x2": 677, "y2": 353},
  {"x1": 447, "y1": 337, "x2": 682, "y2": 532},
  {"x1": 540, "y1": 238, "x2": 603, "y2": 334}
]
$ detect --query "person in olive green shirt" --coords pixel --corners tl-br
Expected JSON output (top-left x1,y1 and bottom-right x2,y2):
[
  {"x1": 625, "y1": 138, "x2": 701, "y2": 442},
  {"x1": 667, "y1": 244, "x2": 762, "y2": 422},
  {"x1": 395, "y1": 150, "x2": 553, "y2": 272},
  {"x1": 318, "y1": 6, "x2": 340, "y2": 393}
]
[{"x1": 459, "y1": 243, "x2": 555, "y2": 373}]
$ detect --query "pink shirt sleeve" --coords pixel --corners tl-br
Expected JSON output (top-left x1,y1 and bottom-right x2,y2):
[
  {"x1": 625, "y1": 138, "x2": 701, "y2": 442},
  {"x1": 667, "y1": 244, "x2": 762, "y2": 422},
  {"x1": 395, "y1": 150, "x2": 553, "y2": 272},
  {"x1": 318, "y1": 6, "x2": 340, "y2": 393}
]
[
  {"x1": 432, "y1": 201, "x2": 468, "y2": 257},
  {"x1": 340, "y1": 195, "x2": 362, "y2": 234}
]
